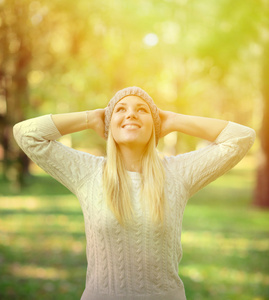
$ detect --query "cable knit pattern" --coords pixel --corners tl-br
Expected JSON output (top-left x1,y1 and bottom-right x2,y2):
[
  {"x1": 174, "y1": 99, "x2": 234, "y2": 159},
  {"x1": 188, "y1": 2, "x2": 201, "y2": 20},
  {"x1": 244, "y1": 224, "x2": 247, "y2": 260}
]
[{"x1": 13, "y1": 115, "x2": 256, "y2": 300}]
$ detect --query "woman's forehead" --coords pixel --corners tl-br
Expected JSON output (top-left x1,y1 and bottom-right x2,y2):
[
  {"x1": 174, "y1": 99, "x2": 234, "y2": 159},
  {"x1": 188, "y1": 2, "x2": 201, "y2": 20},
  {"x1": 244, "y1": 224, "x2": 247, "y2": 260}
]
[{"x1": 116, "y1": 96, "x2": 149, "y2": 107}]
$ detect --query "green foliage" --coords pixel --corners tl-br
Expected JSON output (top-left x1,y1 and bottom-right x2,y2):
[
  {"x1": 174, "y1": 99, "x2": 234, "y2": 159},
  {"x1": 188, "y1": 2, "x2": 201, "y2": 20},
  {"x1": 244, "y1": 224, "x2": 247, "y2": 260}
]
[{"x1": 1, "y1": 0, "x2": 265, "y2": 151}]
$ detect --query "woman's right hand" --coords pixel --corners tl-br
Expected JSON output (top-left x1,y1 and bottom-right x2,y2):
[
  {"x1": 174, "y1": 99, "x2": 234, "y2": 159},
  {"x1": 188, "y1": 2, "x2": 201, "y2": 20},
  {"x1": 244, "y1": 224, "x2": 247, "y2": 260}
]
[{"x1": 89, "y1": 109, "x2": 106, "y2": 139}]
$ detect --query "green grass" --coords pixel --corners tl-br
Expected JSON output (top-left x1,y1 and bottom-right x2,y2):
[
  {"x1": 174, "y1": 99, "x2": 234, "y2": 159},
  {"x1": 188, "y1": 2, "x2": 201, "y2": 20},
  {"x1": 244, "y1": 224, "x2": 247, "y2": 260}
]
[{"x1": 0, "y1": 160, "x2": 269, "y2": 299}]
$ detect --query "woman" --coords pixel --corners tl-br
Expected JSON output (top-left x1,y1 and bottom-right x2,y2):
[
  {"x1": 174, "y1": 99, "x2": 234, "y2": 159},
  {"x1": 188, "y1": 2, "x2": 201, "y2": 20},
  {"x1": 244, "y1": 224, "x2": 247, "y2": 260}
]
[{"x1": 13, "y1": 86, "x2": 256, "y2": 300}]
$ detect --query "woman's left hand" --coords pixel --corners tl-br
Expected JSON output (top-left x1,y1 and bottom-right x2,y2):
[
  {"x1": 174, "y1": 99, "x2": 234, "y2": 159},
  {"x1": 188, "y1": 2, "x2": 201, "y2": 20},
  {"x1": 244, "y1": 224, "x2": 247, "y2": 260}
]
[{"x1": 159, "y1": 109, "x2": 174, "y2": 138}]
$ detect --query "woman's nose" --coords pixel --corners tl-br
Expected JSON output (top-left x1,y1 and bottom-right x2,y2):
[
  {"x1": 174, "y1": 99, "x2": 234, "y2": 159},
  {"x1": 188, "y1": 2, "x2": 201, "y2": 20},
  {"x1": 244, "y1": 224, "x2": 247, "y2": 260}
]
[{"x1": 126, "y1": 109, "x2": 137, "y2": 119}]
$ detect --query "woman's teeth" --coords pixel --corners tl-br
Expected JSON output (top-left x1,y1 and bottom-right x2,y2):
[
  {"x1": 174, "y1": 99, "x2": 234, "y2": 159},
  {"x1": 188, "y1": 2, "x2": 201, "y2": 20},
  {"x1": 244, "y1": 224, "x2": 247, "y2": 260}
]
[{"x1": 124, "y1": 125, "x2": 139, "y2": 129}]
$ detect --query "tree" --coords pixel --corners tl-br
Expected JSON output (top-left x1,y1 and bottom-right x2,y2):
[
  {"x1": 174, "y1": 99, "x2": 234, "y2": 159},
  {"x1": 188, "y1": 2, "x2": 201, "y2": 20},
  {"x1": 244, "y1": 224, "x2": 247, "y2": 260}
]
[
  {"x1": 1, "y1": 0, "x2": 265, "y2": 196},
  {"x1": 254, "y1": 39, "x2": 269, "y2": 207},
  {"x1": 0, "y1": 0, "x2": 32, "y2": 188},
  {"x1": 190, "y1": 0, "x2": 269, "y2": 207}
]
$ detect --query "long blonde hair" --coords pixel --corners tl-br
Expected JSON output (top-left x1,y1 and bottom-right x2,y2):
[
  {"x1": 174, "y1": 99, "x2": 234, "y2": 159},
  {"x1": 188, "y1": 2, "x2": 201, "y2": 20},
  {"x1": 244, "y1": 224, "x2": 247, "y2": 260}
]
[{"x1": 103, "y1": 126, "x2": 167, "y2": 227}]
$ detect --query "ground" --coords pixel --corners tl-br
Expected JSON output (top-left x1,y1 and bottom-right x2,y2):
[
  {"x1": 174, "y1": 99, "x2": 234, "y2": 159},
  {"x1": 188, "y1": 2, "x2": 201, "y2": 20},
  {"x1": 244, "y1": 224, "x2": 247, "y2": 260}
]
[{"x1": 0, "y1": 157, "x2": 268, "y2": 299}]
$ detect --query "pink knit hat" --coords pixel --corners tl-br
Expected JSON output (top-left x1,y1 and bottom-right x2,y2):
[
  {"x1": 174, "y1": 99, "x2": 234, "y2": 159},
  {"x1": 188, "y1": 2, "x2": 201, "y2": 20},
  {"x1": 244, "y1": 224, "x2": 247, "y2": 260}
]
[{"x1": 104, "y1": 86, "x2": 161, "y2": 144}]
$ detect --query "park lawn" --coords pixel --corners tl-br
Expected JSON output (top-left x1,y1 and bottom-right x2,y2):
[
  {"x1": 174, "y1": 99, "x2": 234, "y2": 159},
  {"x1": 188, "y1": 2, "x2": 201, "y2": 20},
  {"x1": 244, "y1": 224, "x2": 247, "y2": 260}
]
[{"x1": 0, "y1": 158, "x2": 268, "y2": 300}]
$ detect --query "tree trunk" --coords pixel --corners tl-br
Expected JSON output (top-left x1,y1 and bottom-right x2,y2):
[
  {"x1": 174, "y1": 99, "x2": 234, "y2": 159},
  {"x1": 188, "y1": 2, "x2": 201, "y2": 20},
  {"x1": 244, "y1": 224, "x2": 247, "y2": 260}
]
[
  {"x1": 0, "y1": 2, "x2": 31, "y2": 190},
  {"x1": 254, "y1": 41, "x2": 269, "y2": 208}
]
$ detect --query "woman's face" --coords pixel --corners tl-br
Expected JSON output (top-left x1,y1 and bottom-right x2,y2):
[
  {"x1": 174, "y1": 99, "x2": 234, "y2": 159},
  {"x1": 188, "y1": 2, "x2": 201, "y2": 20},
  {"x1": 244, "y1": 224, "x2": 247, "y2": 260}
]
[{"x1": 110, "y1": 96, "x2": 154, "y2": 149}]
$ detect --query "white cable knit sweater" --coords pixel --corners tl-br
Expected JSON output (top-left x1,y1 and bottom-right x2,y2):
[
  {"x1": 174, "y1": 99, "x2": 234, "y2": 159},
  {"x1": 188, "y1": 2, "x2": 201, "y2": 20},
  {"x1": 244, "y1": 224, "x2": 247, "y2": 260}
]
[{"x1": 13, "y1": 115, "x2": 256, "y2": 300}]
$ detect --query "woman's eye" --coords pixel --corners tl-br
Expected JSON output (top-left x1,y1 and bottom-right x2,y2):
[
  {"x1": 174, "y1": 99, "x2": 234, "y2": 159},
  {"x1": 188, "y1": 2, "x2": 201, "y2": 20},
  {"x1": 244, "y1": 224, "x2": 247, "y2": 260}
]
[
  {"x1": 138, "y1": 108, "x2": 147, "y2": 113},
  {"x1": 116, "y1": 107, "x2": 125, "y2": 112}
]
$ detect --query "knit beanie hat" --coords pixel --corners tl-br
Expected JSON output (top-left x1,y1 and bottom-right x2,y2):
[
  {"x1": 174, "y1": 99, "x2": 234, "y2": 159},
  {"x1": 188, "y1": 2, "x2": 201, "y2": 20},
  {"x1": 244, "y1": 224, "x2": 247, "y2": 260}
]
[{"x1": 104, "y1": 86, "x2": 161, "y2": 144}]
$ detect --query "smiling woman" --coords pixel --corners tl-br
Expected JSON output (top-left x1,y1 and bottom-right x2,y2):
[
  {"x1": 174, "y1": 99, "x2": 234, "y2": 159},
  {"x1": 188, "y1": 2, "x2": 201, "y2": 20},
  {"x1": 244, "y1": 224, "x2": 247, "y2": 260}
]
[
  {"x1": 103, "y1": 92, "x2": 166, "y2": 230},
  {"x1": 13, "y1": 86, "x2": 255, "y2": 300},
  {"x1": 110, "y1": 96, "x2": 154, "y2": 152}
]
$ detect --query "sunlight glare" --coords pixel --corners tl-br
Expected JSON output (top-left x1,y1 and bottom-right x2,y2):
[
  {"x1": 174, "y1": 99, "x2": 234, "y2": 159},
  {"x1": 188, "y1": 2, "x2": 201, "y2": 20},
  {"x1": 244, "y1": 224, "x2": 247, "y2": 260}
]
[
  {"x1": 143, "y1": 33, "x2": 159, "y2": 47},
  {"x1": 10, "y1": 263, "x2": 68, "y2": 280}
]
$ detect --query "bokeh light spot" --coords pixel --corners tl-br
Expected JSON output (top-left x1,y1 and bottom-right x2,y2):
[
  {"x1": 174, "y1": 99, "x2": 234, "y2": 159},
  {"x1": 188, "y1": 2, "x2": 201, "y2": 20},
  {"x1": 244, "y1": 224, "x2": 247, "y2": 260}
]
[{"x1": 143, "y1": 33, "x2": 159, "y2": 47}]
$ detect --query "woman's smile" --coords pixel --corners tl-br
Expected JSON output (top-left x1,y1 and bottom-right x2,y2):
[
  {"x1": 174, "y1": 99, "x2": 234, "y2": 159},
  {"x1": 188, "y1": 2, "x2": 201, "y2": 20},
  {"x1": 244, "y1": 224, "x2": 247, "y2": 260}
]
[
  {"x1": 122, "y1": 123, "x2": 141, "y2": 129},
  {"x1": 110, "y1": 95, "x2": 154, "y2": 148}
]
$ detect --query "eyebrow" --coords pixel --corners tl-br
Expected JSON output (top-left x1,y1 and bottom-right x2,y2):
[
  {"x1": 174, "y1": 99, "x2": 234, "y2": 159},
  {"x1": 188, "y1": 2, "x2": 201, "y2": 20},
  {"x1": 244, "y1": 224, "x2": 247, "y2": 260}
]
[{"x1": 116, "y1": 102, "x2": 149, "y2": 108}]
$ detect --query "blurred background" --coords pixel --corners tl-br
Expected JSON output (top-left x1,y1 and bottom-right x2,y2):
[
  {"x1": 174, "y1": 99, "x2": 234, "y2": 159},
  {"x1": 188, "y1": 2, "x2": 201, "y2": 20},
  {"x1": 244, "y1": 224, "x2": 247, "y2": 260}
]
[{"x1": 0, "y1": 0, "x2": 268, "y2": 299}]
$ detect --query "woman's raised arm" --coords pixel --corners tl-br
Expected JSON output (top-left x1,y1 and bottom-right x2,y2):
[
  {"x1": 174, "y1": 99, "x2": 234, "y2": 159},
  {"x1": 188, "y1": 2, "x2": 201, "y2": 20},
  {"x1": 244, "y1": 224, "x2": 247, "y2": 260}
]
[
  {"x1": 159, "y1": 109, "x2": 229, "y2": 142},
  {"x1": 13, "y1": 110, "x2": 106, "y2": 195},
  {"x1": 51, "y1": 109, "x2": 106, "y2": 138},
  {"x1": 160, "y1": 109, "x2": 256, "y2": 199}
]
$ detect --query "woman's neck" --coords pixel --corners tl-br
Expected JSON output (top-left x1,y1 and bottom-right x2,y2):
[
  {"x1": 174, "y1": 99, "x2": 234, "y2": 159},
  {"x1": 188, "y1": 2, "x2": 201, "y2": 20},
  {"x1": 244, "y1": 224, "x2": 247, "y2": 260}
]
[{"x1": 118, "y1": 145, "x2": 144, "y2": 173}]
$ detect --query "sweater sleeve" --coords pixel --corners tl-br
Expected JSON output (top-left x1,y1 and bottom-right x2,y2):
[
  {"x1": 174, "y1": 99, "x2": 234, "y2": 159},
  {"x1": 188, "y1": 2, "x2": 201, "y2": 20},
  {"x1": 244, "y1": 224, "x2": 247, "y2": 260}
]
[
  {"x1": 163, "y1": 121, "x2": 256, "y2": 199},
  {"x1": 13, "y1": 114, "x2": 104, "y2": 195}
]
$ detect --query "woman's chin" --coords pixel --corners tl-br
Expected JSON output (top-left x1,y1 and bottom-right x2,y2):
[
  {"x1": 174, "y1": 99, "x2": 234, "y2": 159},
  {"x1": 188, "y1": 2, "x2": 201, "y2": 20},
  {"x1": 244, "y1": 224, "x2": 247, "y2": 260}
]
[{"x1": 116, "y1": 138, "x2": 147, "y2": 149}]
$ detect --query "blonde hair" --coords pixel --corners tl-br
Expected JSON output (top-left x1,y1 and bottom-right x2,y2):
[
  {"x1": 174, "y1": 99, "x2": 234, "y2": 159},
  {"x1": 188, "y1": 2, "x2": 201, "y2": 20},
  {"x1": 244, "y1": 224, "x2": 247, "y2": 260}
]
[{"x1": 103, "y1": 127, "x2": 167, "y2": 227}]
